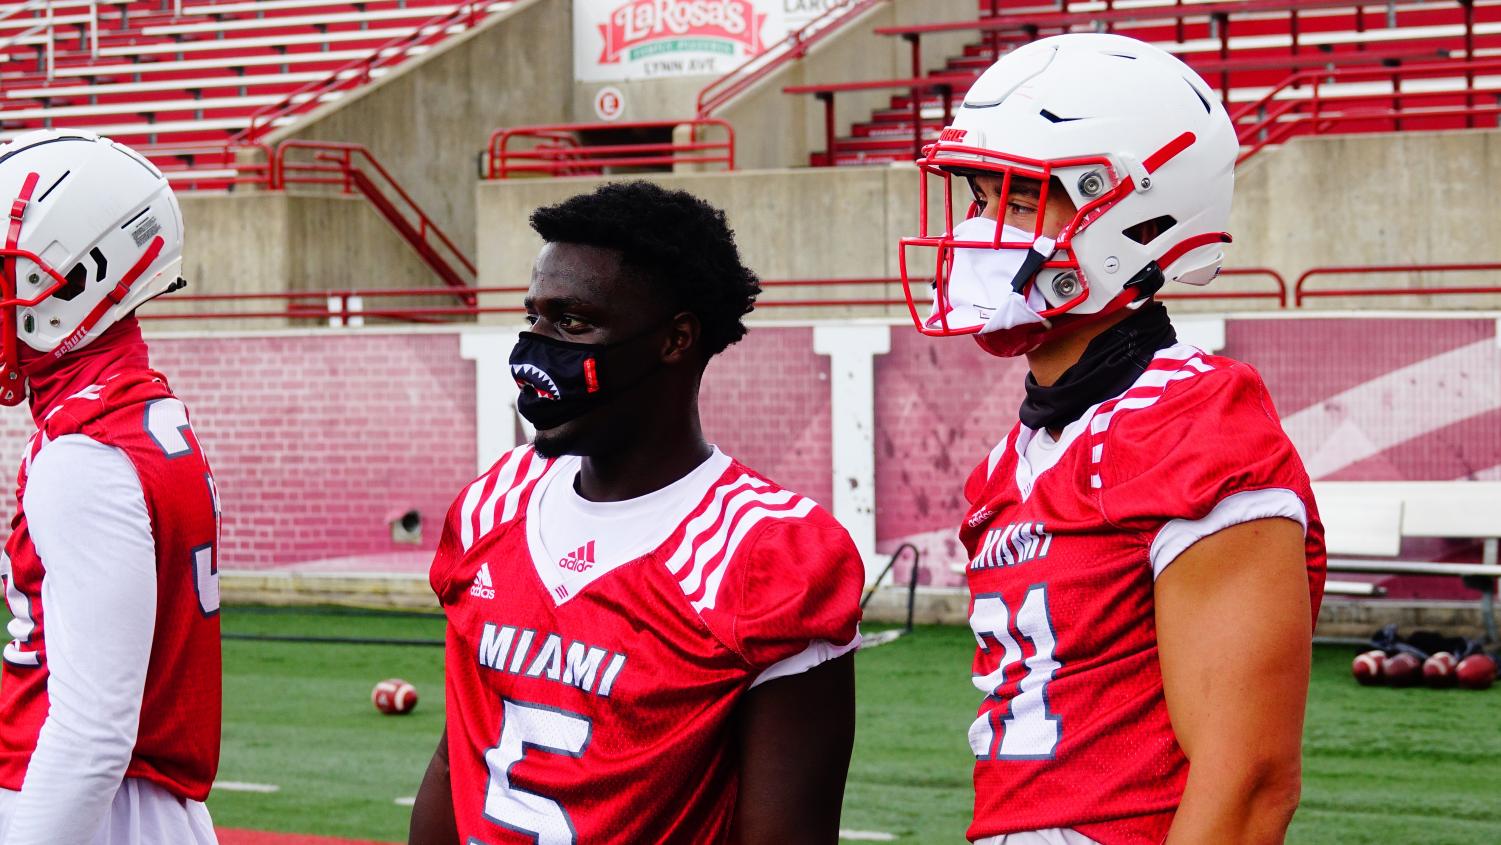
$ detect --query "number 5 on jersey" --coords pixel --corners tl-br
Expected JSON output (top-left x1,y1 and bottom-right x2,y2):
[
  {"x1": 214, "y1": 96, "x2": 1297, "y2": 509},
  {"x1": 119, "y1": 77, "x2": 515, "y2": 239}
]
[
  {"x1": 969, "y1": 585, "x2": 1062, "y2": 760},
  {"x1": 484, "y1": 699, "x2": 591, "y2": 844},
  {"x1": 146, "y1": 397, "x2": 220, "y2": 616}
]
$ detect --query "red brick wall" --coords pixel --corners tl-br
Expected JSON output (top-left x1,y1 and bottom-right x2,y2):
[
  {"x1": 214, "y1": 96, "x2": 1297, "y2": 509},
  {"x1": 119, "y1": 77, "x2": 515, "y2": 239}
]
[
  {"x1": 0, "y1": 331, "x2": 477, "y2": 571},
  {"x1": 1, "y1": 318, "x2": 1494, "y2": 585},
  {"x1": 158, "y1": 332, "x2": 477, "y2": 569},
  {"x1": 0, "y1": 328, "x2": 832, "y2": 574},
  {"x1": 702, "y1": 327, "x2": 835, "y2": 509}
]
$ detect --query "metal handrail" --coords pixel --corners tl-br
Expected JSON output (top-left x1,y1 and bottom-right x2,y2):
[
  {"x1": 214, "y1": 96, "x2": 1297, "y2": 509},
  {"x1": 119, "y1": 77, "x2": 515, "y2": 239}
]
[
  {"x1": 272, "y1": 140, "x2": 477, "y2": 293},
  {"x1": 484, "y1": 119, "x2": 734, "y2": 179},
  {"x1": 1294, "y1": 263, "x2": 1501, "y2": 306},
  {"x1": 696, "y1": 0, "x2": 886, "y2": 117}
]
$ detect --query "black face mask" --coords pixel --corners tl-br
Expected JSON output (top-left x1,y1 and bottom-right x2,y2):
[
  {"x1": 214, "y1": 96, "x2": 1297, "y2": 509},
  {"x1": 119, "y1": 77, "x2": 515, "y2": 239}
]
[{"x1": 509, "y1": 329, "x2": 660, "y2": 430}]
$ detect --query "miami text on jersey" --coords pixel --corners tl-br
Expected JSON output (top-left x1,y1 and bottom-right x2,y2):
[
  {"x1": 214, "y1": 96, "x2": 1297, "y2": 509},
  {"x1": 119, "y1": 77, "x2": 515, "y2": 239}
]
[
  {"x1": 970, "y1": 522, "x2": 1053, "y2": 571},
  {"x1": 477, "y1": 622, "x2": 626, "y2": 698}
]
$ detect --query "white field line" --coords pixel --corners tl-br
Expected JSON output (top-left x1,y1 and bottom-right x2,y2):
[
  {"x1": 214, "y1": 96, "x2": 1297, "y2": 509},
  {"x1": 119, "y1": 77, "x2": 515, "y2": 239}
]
[
  {"x1": 394, "y1": 796, "x2": 416, "y2": 806},
  {"x1": 216, "y1": 781, "x2": 280, "y2": 793},
  {"x1": 840, "y1": 831, "x2": 897, "y2": 842},
  {"x1": 858, "y1": 629, "x2": 907, "y2": 650}
]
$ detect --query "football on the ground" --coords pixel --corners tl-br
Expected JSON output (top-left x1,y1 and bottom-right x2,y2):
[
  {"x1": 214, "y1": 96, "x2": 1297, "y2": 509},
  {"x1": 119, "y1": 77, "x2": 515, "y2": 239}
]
[
  {"x1": 1456, "y1": 654, "x2": 1497, "y2": 690},
  {"x1": 1423, "y1": 652, "x2": 1458, "y2": 688},
  {"x1": 372, "y1": 679, "x2": 419, "y2": 714},
  {"x1": 1351, "y1": 650, "x2": 1385, "y2": 685},
  {"x1": 1383, "y1": 652, "x2": 1423, "y2": 687}
]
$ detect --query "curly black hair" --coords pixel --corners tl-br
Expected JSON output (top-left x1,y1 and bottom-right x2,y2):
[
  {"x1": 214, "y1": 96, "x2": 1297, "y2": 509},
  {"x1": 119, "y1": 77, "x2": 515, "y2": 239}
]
[{"x1": 529, "y1": 181, "x2": 761, "y2": 358}]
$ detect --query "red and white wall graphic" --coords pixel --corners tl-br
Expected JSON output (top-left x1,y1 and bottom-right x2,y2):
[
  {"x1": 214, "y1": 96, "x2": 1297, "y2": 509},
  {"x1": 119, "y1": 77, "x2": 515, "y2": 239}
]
[
  {"x1": 575, "y1": 0, "x2": 828, "y2": 82},
  {"x1": 0, "y1": 317, "x2": 1495, "y2": 594}
]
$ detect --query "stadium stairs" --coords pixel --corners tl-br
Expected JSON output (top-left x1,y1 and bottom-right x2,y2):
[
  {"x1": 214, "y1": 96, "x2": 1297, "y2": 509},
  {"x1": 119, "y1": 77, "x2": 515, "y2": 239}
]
[
  {"x1": 797, "y1": 0, "x2": 1501, "y2": 166},
  {"x1": 0, "y1": 0, "x2": 574, "y2": 326}
]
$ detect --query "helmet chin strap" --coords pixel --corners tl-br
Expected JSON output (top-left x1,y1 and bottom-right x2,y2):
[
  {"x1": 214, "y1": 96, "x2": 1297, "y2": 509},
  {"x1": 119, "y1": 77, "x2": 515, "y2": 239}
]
[
  {"x1": 0, "y1": 171, "x2": 41, "y2": 406},
  {"x1": 49, "y1": 235, "x2": 163, "y2": 361}
]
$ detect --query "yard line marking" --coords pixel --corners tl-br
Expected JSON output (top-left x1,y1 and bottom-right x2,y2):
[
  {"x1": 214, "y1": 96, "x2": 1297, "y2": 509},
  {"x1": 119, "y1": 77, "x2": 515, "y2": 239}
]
[
  {"x1": 394, "y1": 796, "x2": 416, "y2": 807},
  {"x1": 857, "y1": 630, "x2": 906, "y2": 650},
  {"x1": 840, "y1": 832, "x2": 896, "y2": 842},
  {"x1": 216, "y1": 781, "x2": 281, "y2": 793}
]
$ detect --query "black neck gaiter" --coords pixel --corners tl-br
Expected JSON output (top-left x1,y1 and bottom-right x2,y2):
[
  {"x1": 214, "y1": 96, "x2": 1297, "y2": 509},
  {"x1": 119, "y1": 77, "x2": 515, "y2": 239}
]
[{"x1": 1018, "y1": 301, "x2": 1177, "y2": 431}]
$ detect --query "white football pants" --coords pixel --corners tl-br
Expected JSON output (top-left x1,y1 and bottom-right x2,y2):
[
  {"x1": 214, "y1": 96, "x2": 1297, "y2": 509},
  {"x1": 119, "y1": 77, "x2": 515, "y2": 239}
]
[{"x1": 0, "y1": 778, "x2": 216, "y2": 845}]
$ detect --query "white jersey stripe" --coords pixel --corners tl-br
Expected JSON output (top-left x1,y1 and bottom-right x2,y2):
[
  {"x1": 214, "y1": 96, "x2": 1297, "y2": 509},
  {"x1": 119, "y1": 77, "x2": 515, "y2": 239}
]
[
  {"x1": 499, "y1": 449, "x2": 549, "y2": 526},
  {"x1": 677, "y1": 488, "x2": 798, "y2": 596},
  {"x1": 458, "y1": 465, "x2": 499, "y2": 551},
  {"x1": 690, "y1": 497, "x2": 816, "y2": 612},
  {"x1": 478, "y1": 449, "x2": 530, "y2": 539},
  {"x1": 661, "y1": 475, "x2": 770, "y2": 576},
  {"x1": 1086, "y1": 349, "x2": 1215, "y2": 489}
]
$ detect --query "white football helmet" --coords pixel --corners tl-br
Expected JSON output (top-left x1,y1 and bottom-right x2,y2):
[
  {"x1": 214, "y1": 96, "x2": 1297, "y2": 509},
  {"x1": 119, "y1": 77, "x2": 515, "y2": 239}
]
[
  {"x1": 898, "y1": 33, "x2": 1237, "y2": 357},
  {"x1": 0, "y1": 129, "x2": 185, "y2": 404}
]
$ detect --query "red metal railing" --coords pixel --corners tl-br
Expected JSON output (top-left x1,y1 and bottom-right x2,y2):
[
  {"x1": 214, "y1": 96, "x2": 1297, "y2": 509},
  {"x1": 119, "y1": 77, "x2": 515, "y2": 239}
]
[
  {"x1": 273, "y1": 141, "x2": 477, "y2": 300},
  {"x1": 137, "y1": 269, "x2": 1299, "y2": 323},
  {"x1": 484, "y1": 119, "x2": 734, "y2": 179},
  {"x1": 142, "y1": 285, "x2": 529, "y2": 324},
  {"x1": 1294, "y1": 263, "x2": 1501, "y2": 306},
  {"x1": 1164, "y1": 268, "x2": 1288, "y2": 308},
  {"x1": 1234, "y1": 57, "x2": 1501, "y2": 163},
  {"x1": 140, "y1": 141, "x2": 273, "y2": 190},
  {"x1": 235, "y1": 0, "x2": 502, "y2": 142},
  {"x1": 696, "y1": 0, "x2": 887, "y2": 117}
]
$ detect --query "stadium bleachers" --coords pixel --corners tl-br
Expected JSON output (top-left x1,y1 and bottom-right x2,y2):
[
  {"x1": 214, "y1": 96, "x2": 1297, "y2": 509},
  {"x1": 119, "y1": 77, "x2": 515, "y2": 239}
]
[
  {"x1": 787, "y1": 0, "x2": 1501, "y2": 166},
  {"x1": 0, "y1": 0, "x2": 513, "y2": 146}
]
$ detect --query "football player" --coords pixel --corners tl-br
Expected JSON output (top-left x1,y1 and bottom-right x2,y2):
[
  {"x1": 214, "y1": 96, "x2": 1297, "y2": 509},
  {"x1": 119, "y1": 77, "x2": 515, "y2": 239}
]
[
  {"x1": 0, "y1": 130, "x2": 220, "y2": 844},
  {"x1": 409, "y1": 181, "x2": 865, "y2": 844},
  {"x1": 896, "y1": 35, "x2": 1327, "y2": 844}
]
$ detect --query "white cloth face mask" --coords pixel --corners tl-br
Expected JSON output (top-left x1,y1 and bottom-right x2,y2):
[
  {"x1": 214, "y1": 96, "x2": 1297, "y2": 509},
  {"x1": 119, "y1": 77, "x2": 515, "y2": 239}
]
[{"x1": 929, "y1": 216, "x2": 1056, "y2": 334}]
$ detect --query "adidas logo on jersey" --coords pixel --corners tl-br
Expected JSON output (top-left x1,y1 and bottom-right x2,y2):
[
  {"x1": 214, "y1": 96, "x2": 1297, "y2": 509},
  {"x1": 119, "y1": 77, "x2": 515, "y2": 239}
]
[
  {"x1": 558, "y1": 541, "x2": 596, "y2": 573},
  {"x1": 470, "y1": 562, "x2": 496, "y2": 600},
  {"x1": 971, "y1": 522, "x2": 1053, "y2": 571}
]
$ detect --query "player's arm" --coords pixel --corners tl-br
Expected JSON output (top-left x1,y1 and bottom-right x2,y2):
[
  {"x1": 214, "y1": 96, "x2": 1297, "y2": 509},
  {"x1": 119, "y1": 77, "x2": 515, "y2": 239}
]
[
  {"x1": 732, "y1": 652, "x2": 855, "y2": 845},
  {"x1": 1156, "y1": 517, "x2": 1311, "y2": 845},
  {"x1": 4, "y1": 436, "x2": 158, "y2": 845},
  {"x1": 409, "y1": 726, "x2": 457, "y2": 845}
]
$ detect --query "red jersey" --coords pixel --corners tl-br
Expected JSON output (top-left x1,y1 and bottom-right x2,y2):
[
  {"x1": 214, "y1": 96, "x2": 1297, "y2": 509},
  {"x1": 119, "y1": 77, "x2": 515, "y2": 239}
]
[
  {"x1": 431, "y1": 446, "x2": 865, "y2": 844},
  {"x1": 961, "y1": 344, "x2": 1325, "y2": 844},
  {"x1": 0, "y1": 371, "x2": 222, "y2": 800}
]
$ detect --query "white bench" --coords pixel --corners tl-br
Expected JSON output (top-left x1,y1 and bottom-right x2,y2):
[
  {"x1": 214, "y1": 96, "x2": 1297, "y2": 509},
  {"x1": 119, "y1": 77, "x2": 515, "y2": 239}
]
[
  {"x1": 98, "y1": 25, "x2": 428, "y2": 56},
  {"x1": 179, "y1": 0, "x2": 435, "y2": 15},
  {"x1": 51, "y1": 46, "x2": 386, "y2": 74},
  {"x1": 142, "y1": 5, "x2": 468, "y2": 36},
  {"x1": 1316, "y1": 481, "x2": 1501, "y2": 640},
  {"x1": 0, "y1": 92, "x2": 292, "y2": 118},
  {"x1": 6, "y1": 69, "x2": 335, "y2": 97},
  {"x1": 0, "y1": 116, "x2": 274, "y2": 140}
]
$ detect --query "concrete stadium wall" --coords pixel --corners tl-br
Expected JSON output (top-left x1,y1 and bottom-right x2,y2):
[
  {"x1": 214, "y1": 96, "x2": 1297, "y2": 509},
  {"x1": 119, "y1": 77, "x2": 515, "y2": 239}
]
[
  {"x1": 1231, "y1": 128, "x2": 1501, "y2": 310},
  {"x1": 163, "y1": 193, "x2": 443, "y2": 330},
  {"x1": 474, "y1": 167, "x2": 909, "y2": 321},
  {"x1": 476, "y1": 129, "x2": 1501, "y2": 317},
  {"x1": 712, "y1": 0, "x2": 978, "y2": 171},
  {"x1": 266, "y1": 0, "x2": 572, "y2": 259}
]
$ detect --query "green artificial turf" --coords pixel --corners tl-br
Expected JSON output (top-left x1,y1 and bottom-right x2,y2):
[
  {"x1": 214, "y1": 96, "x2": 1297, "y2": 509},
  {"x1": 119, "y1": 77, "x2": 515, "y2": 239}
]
[{"x1": 5, "y1": 605, "x2": 1500, "y2": 843}]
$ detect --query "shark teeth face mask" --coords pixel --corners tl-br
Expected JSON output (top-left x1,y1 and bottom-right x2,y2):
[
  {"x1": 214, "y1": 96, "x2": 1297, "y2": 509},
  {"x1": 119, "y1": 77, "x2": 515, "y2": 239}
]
[{"x1": 927, "y1": 216, "x2": 1058, "y2": 346}]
